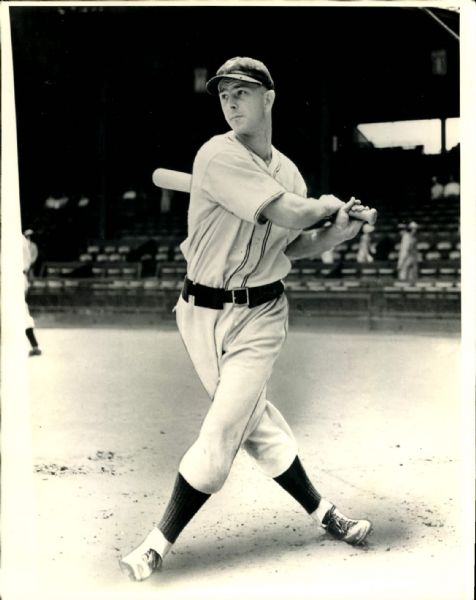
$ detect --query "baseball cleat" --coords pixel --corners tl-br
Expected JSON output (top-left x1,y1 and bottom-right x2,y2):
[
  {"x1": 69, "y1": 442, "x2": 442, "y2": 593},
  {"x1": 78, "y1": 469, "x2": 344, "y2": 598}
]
[
  {"x1": 322, "y1": 505, "x2": 373, "y2": 545},
  {"x1": 29, "y1": 347, "x2": 42, "y2": 357},
  {"x1": 119, "y1": 529, "x2": 163, "y2": 581}
]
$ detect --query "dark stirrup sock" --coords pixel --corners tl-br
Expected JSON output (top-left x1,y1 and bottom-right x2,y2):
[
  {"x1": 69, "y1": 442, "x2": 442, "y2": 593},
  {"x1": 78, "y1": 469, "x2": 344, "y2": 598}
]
[
  {"x1": 158, "y1": 473, "x2": 211, "y2": 543},
  {"x1": 25, "y1": 327, "x2": 38, "y2": 348},
  {"x1": 274, "y1": 455, "x2": 322, "y2": 514}
]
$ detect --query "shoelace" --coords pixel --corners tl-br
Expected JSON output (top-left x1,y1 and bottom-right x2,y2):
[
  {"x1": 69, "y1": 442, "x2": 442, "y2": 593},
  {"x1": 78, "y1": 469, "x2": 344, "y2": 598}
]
[
  {"x1": 143, "y1": 549, "x2": 160, "y2": 571},
  {"x1": 326, "y1": 508, "x2": 357, "y2": 537}
]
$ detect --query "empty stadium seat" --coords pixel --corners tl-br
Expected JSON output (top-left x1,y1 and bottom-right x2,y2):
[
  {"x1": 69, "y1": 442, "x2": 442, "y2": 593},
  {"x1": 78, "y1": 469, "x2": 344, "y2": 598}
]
[
  {"x1": 378, "y1": 266, "x2": 395, "y2": 278},
  {"x1": 286, "y1": 280, "x2": 308, "y2": 291},
  {"x1": 420, "y1": 267, "x2": 437, "y2": 278},
  {"x1": 361, "y1": 267, "x2": 377, "y2": 276},
  {"x1": 417, "y1": 241, "x2": 431, "y2": 251},
  {"x1": 92, "y1": 266, "x2": 107, "y2": 277},
  {"x1": 121, "y1": 264, "x2": 142, "y2": 278},
  {"x1": 63, "y1": 280, "x2": 80, "y2": 289},
  {"x1": 32, "y1": 279, "x2": 46, "y2": 289},
  {"x1": 435, "y1": 281, "x2": 455, "y2": 289},
  {"x1": 46, "y1": 279, "x2": 64, "y2": 289},
  {"x1": 307, "y1": 281, "x2": 326, "y2": 291},
  {"x1": 436, "y1": 241, "x2": 452, "y2": 252},
  {"x1": 301, "y1": 267, "x2": 318, "y2": 277},
  {"x1": 438, "y1": 266, "x2": 457, "y2": 279},
  {"x1": 143, "y1": 279, "x2": 160, "y2": 290}
]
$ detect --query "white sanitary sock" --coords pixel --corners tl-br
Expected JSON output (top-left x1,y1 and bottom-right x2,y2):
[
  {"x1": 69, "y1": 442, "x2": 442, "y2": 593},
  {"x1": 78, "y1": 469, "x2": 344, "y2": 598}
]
[{"x1": 148, "y1": 527, "x2": 172, "y2": 559}]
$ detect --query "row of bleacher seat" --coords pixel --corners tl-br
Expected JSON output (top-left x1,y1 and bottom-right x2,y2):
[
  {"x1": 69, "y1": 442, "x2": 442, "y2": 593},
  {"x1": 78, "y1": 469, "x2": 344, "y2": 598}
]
[
  {"x1": 41, "y1": 235, "x2": 461, "y2": 278},
  {"x1": 30, "y1": 277, "x2": 460, "y2": 294},
  {"x1": 79, "y1": 236, "x2": 460, "y2": 255},
  {"x1": 72, "y1": 248, "x2": 461, "y2": 265},
  {"x1": 40, "y1": 261, "x2": 143, "y2": 279},
  {"x1": 39, "y1": 259, "x2": 460, "y2": 282}
]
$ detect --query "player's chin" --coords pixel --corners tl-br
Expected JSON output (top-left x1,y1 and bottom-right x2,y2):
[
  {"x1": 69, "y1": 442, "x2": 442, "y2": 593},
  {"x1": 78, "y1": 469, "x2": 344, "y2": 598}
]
[{"x1": 229, "y1": 120, "x2": 248, "y2": 135}]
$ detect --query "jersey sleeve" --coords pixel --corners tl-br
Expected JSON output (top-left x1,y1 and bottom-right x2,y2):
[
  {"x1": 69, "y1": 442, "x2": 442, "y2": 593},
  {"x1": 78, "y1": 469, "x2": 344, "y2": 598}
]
[
  {"x1": 199, "y1": 150, "x2": 286, "y2": 224},
  {"x1": 293, "y1": 168, "x2": 308, "y2": 199},
  {"x1": 285, "y1": 163, "x2": 309, "y2": 245}
]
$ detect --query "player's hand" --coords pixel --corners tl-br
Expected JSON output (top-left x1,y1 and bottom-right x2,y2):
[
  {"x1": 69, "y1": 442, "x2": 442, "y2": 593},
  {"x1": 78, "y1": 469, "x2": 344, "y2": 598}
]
[
  {"x1": 318, "y1": 194, "x2": 346, "y2": 217},
  {"x1": 333, "y1": 197, "x2": 365, "y2": 239}
]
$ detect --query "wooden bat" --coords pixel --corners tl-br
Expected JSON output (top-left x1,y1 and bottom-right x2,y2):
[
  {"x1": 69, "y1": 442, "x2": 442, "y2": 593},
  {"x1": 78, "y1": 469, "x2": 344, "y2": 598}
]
[{"x1": 152, "y1": 167, "x2": 378, "y2": 225}]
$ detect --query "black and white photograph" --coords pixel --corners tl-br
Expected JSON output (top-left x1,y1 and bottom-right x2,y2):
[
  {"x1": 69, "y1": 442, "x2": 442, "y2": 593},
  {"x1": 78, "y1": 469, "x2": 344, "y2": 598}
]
[{"x1": 1, "y1": 2, "x2": 474, "y2": 599}]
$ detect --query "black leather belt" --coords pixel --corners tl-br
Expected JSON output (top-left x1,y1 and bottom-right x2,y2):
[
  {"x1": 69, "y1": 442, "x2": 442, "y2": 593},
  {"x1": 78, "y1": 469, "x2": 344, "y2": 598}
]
[{"x1": 182, "y1": 277, "x2": 284, "y2": 310}]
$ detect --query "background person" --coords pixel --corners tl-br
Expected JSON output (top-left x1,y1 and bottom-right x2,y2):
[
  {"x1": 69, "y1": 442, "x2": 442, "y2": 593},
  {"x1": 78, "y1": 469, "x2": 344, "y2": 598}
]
[
  {"x1": 23, "y1": 229, "x2": 42, "y2": 357},
  {"x1": 397, "y1": 221, "x2": 419, "y2": 285}
]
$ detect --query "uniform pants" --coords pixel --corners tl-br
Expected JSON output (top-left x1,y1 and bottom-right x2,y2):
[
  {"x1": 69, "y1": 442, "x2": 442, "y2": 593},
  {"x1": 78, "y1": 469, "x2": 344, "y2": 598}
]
[
  {"x1": 24, "y1": 275, "x2": 35, "y2": 329},
  {"x1": 398, "y1": 256, "x2": 418, "y2": 284},
  {"x1": 176, "y1": 293, "x2": 298, "y2": 494}
]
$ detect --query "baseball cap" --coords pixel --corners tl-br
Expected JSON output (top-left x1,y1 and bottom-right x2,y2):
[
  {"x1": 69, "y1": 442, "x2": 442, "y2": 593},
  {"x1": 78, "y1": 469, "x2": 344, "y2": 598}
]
[{"x1": 206, "y1": 57, "x2": 274, "y2": 96}]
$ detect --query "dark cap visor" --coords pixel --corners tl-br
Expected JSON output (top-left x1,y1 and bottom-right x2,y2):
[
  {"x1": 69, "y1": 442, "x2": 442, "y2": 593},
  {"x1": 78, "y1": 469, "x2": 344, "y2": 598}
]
[{"x1": 206, "y1": 73, "x2": 270, "y2": 95}]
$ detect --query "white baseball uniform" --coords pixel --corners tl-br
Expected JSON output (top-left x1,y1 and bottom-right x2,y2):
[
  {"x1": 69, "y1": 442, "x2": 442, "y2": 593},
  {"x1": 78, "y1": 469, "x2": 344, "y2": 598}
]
[
  {"x1": 176, "y1": 131, "x2": 308, "y2": 494},
  {"x1": 23, "y1": 235, "x2": 36, "y2": 329}
]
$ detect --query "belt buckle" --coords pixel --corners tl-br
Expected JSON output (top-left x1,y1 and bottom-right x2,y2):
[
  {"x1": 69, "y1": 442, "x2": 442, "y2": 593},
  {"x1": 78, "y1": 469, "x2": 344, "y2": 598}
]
[{"x1": 231, "y1": 287, "x2": 250, "y2": 306}]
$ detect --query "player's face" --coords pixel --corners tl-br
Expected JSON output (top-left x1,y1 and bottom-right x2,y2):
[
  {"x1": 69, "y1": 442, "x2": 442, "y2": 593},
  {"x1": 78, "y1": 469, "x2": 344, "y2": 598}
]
[{"x1": 218, "y1": 81, "x2": 268, "y2": 135}]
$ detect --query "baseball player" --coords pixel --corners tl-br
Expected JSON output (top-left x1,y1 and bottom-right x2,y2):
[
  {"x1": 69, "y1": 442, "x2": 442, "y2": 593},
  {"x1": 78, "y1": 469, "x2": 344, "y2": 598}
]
[
  {"x1": 397, "y1": 221, "x2": 419, "y2": 284},
  {"x1": 23, "y1": 229, "x2": 42, "y2": 357},
  {"x1": 356, "y1": 223, "x2": 375, "y2": 263},
  {"x1": 120, "y1": 57, "x2": 373, "y2": 582}
]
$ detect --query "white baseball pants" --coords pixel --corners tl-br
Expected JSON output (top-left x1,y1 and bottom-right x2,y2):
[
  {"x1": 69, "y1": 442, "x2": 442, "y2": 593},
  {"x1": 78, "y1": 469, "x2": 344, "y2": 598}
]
[{"x1": 175, "y1": 293, "x2": 298, "y2": 494}]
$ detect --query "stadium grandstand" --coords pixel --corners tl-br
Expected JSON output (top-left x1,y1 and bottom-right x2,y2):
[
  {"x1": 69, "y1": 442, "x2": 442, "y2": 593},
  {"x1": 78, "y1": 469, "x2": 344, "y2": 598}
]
[{"x1": 11, "y1": 5, "x2": 461, "y2": 326}]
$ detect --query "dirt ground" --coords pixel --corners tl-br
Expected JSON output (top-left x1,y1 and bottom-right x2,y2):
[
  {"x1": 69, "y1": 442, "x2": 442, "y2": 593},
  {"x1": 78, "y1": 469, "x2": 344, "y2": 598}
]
[{"x1": 1, "y1": 319, "x2": 473, "y2": 600}]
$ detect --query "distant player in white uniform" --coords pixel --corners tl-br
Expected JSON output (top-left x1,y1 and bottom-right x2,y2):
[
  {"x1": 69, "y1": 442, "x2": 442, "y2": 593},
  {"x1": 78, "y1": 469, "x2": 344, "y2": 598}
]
[
  {"x1": 23, "y1": 229, "x2": 42, "y2": 357},
  {"x1": 120, "y1": 57, "x2": 373, "y2": 581}
]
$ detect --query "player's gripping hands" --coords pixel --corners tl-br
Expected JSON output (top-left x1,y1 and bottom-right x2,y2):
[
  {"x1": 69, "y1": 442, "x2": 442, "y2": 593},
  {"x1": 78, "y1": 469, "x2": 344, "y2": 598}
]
[
  {"x1": 333, "y1": 197, "x2": 367, "y2": 240},
  {"x1": 284, "y1": 196, "x2": 367, "y2": 260}
]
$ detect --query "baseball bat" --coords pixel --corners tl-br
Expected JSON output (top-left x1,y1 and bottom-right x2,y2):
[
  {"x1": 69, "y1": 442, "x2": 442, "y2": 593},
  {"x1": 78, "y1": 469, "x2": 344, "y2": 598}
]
[{"x1": 152, "y1": 168, "x2": 378, "y2": 226}]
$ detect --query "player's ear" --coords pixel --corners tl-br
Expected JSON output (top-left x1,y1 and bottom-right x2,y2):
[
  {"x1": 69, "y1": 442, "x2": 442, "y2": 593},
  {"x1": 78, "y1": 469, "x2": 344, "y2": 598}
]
[{"x1": 264, "y1": 89, "x2": 275, "y2": 112}]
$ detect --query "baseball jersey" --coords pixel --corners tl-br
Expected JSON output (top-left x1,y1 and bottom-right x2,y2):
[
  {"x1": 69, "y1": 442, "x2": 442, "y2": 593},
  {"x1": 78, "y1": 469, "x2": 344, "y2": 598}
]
[{"x1": 180, "y1": 132, "x2": 307, "y2": 289}]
